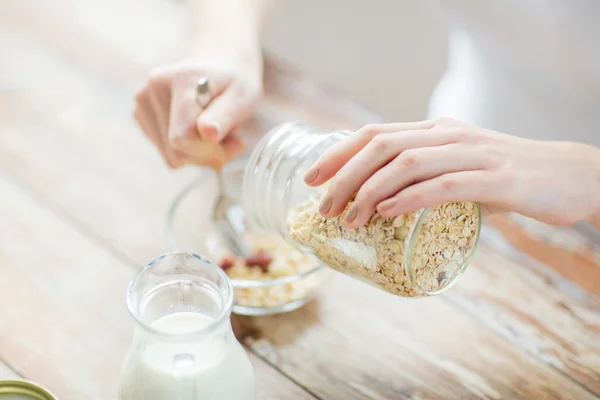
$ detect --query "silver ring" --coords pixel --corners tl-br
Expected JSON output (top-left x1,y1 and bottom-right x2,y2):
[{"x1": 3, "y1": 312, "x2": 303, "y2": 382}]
[{"x1": 195, "y1": 77, "x2": 212, "y2": 108}]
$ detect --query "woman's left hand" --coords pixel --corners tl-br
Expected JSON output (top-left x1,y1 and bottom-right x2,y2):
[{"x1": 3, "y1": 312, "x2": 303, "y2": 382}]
[{"x1": 303, "y1": 118, "x2": 600, "y2": 228}]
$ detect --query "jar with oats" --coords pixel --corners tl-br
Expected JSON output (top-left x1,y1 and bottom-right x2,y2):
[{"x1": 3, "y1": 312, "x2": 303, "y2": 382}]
[{"x1": 243, "y1": 122, "x2": 482, "y2": 297}]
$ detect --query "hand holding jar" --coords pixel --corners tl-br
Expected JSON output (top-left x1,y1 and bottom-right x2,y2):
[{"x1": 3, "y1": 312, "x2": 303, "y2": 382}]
[{"x1": 304, "y1": 118, "x2": 600, "y2": 229}]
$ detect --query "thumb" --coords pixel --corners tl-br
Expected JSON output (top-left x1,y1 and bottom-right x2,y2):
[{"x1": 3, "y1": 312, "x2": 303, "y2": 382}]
[{"x1": 196, "y1": 84, "x2": 255, "y2": 143}]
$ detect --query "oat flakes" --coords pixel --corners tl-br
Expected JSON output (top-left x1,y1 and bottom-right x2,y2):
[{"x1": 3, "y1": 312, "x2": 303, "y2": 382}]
[
  {"x1": 221, "y1": 234, "x2": 324, "y2": 308},
  {"x1": 287, "y1": 196, "x2": 479, "y2": 297}
]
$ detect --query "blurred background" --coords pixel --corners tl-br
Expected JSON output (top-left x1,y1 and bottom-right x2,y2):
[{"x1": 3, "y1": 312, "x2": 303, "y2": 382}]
[
  {"x1": 1, "y1": 0, "x2": 447, "y2": 122},
  {"x1": 265, "y1": 0, "x2": 447, "y2": 121}
]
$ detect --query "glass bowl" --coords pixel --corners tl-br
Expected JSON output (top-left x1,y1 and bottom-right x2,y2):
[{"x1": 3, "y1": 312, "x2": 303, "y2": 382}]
[{"x1": 165, "y1": 156, "x2": 329, "y2": 316}]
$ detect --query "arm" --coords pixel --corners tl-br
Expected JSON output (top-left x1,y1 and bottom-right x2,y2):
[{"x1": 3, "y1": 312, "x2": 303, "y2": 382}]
[
  {"x1": 190, "y1": 0, "x2": 274, "y2": 58},
  {"x1": 303, "y1": 118, "x2": 600, "y2": 230},
  {"x1": 134, "y1": 0, "x2": 275, "y2": 169}
]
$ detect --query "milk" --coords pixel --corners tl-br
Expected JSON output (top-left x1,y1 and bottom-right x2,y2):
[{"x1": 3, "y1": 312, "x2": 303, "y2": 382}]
[{"x1": 118, "y1": 312, "x2": 255, "y2": 400}]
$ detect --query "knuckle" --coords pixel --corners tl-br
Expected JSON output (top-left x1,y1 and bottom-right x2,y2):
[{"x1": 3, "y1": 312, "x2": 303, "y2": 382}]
[
  {"x1": 440, "y1": 175, "x2": 458, "y2": 192},
  {"x1": 358, "y1": 183, "x2": 378, "y2": 201},
  {"x1": 331, "y1": 174, "x2": 352, "y2": 192},
  {"x1": 357, "y1": 124, "x2": 383, "y2": 139},
  {"x1": 397, "y1": 150, "x2": 420, "y2": 168},
  {"x1": 480, "y1": 145, "x2": 503, "y2": 168},
  {"x1": 444, "y1": 127, "x2": 472, "y2": 143},
  {"x1": 433, "y1": 117, "x2": 458, "y2": 127},
  {"x1": 169, "y1": 134, "x2": 190, "y2": 150},
  {"x1": 369, "y1": 135, "x2": 390, "y2": 151},
  {"x1": 406, "y1": 190, "x2": 423, "y2": 205}
]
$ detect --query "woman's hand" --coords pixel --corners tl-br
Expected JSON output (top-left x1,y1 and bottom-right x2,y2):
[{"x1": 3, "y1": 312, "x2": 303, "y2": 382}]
[
  {"x1": 134, "y1": 51, "x2": 263, "y2": 169},
  {"x1": 304, "y1": 118, "x2": 600, "y2": 227}
]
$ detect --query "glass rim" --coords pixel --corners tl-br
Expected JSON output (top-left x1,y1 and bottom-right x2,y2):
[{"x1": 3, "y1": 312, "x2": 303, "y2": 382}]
[
  {"x1": 404, "y1": 203, "x2": 482, "y2": 295},
  {"x1": 165, "y1": 173, "x2": 327, "y2": 289},
  {"x1": 126, "y1": 252, "x2": 234, "y2": 341}
]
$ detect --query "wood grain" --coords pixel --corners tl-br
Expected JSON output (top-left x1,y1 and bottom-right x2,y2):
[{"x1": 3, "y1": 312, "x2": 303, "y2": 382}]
[
  {"x1": 233, "y1": 275, "x2": 596, "y2": 400},
  {"x1": 486, "y1": 214, "x2": 600, "y2": 295},
  {"x1": 1, "y1": 0, "x2": 599, "y2": 399},
  {"x1": 0, "y1": 174, "x2": 314, "y2": 399}
]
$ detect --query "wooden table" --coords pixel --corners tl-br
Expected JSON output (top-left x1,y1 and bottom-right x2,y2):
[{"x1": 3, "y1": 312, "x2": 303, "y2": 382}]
[{"x1": 1, "y1": 1, "x2": 599, "y2": 399}]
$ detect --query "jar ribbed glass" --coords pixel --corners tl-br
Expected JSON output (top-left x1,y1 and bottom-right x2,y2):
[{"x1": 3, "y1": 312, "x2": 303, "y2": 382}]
[{"x1": 243, "y1": 122, "x2": 481, "y2": 297}]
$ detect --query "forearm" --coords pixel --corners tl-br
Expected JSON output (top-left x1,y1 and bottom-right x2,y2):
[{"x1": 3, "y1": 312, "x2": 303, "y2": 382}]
[{"x1": 190, "y1": 0, "x2": 273, "y2": 57}]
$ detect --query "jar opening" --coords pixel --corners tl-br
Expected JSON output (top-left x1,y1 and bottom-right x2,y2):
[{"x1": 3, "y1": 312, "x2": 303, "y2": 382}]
[
  {"x1": 127, "y1": 252, "x2": 234, "y2": 339},
  {"x1": 405, "y1": 203, "x2": 482, "y2": 295}
]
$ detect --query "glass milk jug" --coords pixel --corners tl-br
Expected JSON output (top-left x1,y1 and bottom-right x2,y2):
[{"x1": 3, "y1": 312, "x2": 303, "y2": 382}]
[{"x1": 118, "y1": 252, "x2": 256, "y2": 400}]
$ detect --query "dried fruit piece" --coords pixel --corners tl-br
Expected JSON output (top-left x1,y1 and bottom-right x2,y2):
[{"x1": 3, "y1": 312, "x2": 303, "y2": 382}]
[
  {"x1": 218, "y1": 257, "x2": 234, "y2": 271},
  {"x1": 220, "y1": 234, "x2": 323, "y2": 309},
  {"x1": 244, "y1": 250, "x2": 273, "y2": 272}
]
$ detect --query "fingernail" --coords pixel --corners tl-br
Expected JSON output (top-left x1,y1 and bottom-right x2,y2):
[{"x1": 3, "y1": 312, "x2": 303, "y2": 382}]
[
  {"x1": 378, "y1": 198, "x2": 397, "y2": 213},
  {"x1": 304, "y1": 166, "x2": 319, "y2": 184},
  {"x1": 200, "y1": 121, "x2": 221, "y2": 141},
  {"x1": 209, "y1": 121, "x2": 222, "y2": 135},
  {"x1": 319, "y1": 196, "x2": 332, "y2": 215},
  {"x1": 344, "y1": 207, "x2": 358, "y2": 224}
]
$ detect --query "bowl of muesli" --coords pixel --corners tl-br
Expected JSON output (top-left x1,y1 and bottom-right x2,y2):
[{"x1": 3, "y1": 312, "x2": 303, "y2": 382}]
[{"x1": 166, "y1": 156, "x2": 329, "y2": 316}]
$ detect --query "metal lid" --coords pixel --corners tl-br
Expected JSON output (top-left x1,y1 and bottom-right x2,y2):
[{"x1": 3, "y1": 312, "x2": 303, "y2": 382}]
[{"x1": 0, "y1": 380, "x2": 57, "y2": 400}]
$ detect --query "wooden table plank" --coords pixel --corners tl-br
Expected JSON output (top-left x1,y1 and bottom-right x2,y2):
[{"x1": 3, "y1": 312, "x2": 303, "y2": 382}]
[
  {"x1": 1, "y1": 0, "x2": 599, "y2": 398},
  {"x1": 234, "y1": 276, "x2": 597, "y2": 400},
  {"x1": 0, "y1": 174, "x2": 314, "y2": 400},
  {"x1": 487, "y1": 214, "x2": 600, "y2": 296},
  {"x1": 448, "y1": 246, "x2": 600, "y2": 395}
]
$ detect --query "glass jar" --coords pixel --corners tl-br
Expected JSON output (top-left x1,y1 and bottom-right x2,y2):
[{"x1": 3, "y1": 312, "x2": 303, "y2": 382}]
[
  {"x1": 243, "y1": 122, "x2": 482, "y2": 297},
  {"x1": 166, "y1": 157, "x2": 330, "y2": 316},
  {"x1": 118, "y1": 252, "x2": 255, "y2": 400}
]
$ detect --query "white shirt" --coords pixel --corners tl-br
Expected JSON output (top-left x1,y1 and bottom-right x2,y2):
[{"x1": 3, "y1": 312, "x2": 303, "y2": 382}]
[{"x1": 426, "y1": 0, "x2": 600, "y2": 146}]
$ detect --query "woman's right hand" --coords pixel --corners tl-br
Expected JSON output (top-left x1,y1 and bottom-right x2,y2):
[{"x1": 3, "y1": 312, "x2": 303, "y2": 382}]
[{"x1": 134, "y1": 51, "x2": 264, "y2": 169}]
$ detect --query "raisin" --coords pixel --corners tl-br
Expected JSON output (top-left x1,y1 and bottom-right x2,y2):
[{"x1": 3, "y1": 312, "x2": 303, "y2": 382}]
[
  {"x1": 218, "y1": 257, "x2": 234, "y2": 271},
  {"x1": 244, "y1": 251, "x2": 273, "y2": 272}
]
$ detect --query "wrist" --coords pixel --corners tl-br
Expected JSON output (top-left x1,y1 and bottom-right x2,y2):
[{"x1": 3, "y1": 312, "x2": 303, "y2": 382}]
[
  {"x1": 189, "y1": 2, "x2": 263, "y2": 65},
  {"x1": 191, "y1": 33, "x2": 262, "y2": 66}
]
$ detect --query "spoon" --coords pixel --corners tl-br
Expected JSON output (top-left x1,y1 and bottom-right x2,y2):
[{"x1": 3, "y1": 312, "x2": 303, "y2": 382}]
[
  {"x1": 196, "y1": 77, "x2": 253, "y2": 258},
  {"x1": 212, "y1": 168, "x2": 253, "y2": 257}
]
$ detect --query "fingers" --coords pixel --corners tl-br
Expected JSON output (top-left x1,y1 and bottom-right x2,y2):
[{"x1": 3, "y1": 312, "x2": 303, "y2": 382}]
[
  {"x1": 148, "y1": 80, "x2": 191, "y2": 167},
  {"x1": 182, "y1": 131, "x2": 247, "y2": 169},
  {"x1": 219, "y1": 132, "x2": 247, "y2": 162},
  {"x1": 135, "y1": 61, "x2": 260, "y2": 169},
  {"x1": 134, "y1": 90, "x2": 180, "y2": 168},
  {"x1": 318, "y1": 128, "x2": 470, "y2": 219},
  {"x1": 344, "y1": 144, "x2": 490, "y2": 226},
  {"x1": 304, "y1": 120, "x2": 436, "y2": 187},
  {"x1": 196, "y1": 82, "x2": 259, "y2": 143},
  {"x1": 376, "y1": 170, "x2": 495, "y2": 217},
  {"x1": 167, "y1": 85, "x2": 203, "y2": 147}
]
